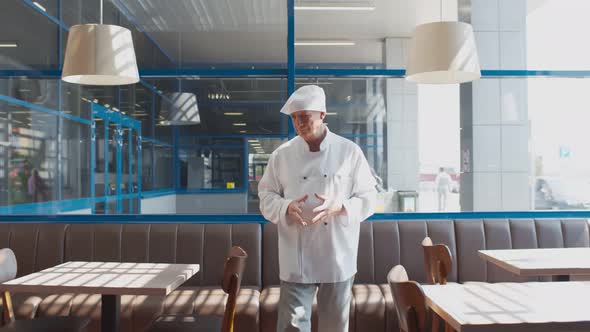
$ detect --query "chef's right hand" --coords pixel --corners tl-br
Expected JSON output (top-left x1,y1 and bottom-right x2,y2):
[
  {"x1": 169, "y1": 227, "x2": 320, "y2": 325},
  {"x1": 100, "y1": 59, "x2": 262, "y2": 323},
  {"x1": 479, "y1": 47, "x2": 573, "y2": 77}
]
[{"x1": 287, "y1": 195, "x2": 309, "y2": 226}]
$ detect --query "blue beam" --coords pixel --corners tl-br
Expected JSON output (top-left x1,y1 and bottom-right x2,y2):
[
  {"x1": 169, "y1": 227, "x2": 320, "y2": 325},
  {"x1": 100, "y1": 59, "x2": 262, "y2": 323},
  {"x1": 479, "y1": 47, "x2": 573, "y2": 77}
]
[
  {"x1": 295, "y1": 69, "x2": 406, "y2": 76},
  {"x1": 287, "y1": 0, "x2": 295, "y2": 138},
  {"x1": 2, "y1": 210, "x2": 590, "y2": 222},
  {"x1": 20, "y1": 0, "x2": 69, "y2": 30},
  {"x1": 139, "y1": 69, "x2": 287, "y2": 77},
  {"x1": 8, "y1": 69, "x2": 590, "y2": 79}
]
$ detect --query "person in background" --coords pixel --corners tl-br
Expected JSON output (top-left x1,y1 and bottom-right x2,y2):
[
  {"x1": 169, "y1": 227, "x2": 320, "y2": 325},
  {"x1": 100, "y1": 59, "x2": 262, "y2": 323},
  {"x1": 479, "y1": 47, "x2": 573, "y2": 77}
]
[
  {"x1": 28, "y1": 168, "x2": 48, "y2": 202},
  {"x1": 435, "y1": 166, "x2": 452, "y2": 211},
  {"x1": 258, "y1": 85, "x2": 377, "y2": 332}
]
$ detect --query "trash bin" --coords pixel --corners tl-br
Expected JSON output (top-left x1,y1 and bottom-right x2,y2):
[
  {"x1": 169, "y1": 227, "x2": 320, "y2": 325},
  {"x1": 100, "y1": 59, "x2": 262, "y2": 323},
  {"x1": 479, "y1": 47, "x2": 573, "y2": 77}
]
[{"x1": 397, "y1": 190, "x2": 418, "y2": 212}]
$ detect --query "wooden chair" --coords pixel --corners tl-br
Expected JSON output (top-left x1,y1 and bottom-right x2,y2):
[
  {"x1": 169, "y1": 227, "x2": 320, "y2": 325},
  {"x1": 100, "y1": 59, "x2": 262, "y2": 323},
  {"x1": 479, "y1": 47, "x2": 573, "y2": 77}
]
[
  {"x1": 148, "y1": 246, "x2": 248, "y2": 332},
  {"x1": 421, "y1": 237, "x2": 453, "y2": 285},
  {"x1": 0, "y1": 248, "x2": 90, "y2": 332},
  {"x1": 421, "y1": 237, "x2": 454, "y2": 332},
  {"x1": 387, "y1": 265, "x2": 428, "y2": 332}
]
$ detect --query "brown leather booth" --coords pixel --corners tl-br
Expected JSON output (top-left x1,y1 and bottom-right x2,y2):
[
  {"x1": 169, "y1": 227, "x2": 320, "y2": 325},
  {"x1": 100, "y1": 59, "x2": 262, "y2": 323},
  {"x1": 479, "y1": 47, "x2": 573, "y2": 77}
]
[
  {"x1": 0, "y1": 223, "x2": 261, "y2": 332},
  {"x1": 0, "y1": 218, "x2": 588, "y2": 332}
]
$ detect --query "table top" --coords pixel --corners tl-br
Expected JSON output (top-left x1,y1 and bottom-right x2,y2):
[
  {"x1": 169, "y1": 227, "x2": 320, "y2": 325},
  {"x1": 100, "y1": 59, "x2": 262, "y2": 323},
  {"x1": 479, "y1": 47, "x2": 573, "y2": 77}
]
[
  {"x1": 478, "y1": 248, "x2": 590, "y2": 276},
  {"x1": 423, "y1": 282, "x2": 590, "y2": 332},
  {"x1": 0, "y1": 261, "x2": 200, "y2": 296}
]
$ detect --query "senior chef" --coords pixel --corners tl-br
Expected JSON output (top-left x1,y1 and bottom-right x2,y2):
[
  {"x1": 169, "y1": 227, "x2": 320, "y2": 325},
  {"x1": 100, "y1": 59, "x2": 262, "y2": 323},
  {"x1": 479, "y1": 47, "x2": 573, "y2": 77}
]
[{"x1": 258, "y1": 85, "x2": 377, "y2": 332}]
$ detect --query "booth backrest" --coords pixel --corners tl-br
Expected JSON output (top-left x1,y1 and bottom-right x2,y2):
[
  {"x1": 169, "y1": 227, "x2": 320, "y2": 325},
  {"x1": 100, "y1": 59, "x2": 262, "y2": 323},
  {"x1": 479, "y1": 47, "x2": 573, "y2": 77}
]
[
  {"x1": 0, "y1": 223, "x2": 262, "y2": 288},
  {"x1": 262, "y1": 218, "x2": 590, "y2": 286}
]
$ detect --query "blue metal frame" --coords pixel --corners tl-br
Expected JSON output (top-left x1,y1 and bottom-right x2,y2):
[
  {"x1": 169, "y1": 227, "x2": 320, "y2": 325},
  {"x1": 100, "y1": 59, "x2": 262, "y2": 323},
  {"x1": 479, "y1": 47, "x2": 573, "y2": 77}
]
[
  {"x1": 20, "y1": 0, "x2": 69, "y2": 30},
  {"x1": 2, "y1": 210, "x2": 590, "y2": 222},
  {"x1": 10, "y1": 0, "x2": 590, "y2": 217},
  {"x1": 287, "y1": 0, "x2": 295, "y2": 138},
  {"x1": 90, "y1": 119, "x2": 96, "y2": 213},
  {"x1": 10, "y1": 69, "x2": 590, "y2": 79},
  {"x1": 91, "y1": 103, "x2": 143, "y2": 214}
]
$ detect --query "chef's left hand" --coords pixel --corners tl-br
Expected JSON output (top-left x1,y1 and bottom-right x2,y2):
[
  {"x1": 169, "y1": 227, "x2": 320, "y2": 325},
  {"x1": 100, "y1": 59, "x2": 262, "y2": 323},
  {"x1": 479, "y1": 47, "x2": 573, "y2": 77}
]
[{"x1": 311, "y1": 193, "x2": 344, "y2": 224}]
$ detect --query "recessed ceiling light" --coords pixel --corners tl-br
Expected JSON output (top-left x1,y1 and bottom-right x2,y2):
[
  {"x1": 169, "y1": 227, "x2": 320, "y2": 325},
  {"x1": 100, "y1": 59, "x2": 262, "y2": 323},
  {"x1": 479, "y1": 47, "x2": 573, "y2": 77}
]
[
  {"x1": 33, "y1": 1, "x2": 46, "y2": 11},
  {"x1": 295, "y1": 41, "x2": 355, "y2": 46},
  {"x1": 224, "y1": 112, "x2": 244, "y2": 116},
  {"x1": 295, "y1": 6, "x2": 375, "y2": 11},
  {"x1": 0, "y1": 42, "x2": 18, "y2": 48},
  {"x1": 233, "y1": 123, "x2": 247, "y2": 126}
]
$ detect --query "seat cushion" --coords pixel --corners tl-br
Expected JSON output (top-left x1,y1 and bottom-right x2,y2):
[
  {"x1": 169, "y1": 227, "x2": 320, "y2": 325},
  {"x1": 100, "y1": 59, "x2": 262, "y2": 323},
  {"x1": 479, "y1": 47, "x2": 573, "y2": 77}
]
[
  {"x1": 37, "y1": 294, "x2": 74, "y2": 317},
  {"x1": 1, "y1": 293, "x2": 43, "y2": 320},
  {"x1": 352, "y1": 284, "x2": 385, "y2": 332},
  {"x1": 0, "y1": 316, "x2": 90, "y2": 332},
  {"x1": 191, "y1": 286, "x2": 259, "y2": 332},
  {"x1": 259, "y1": 286, "x2": 356, "y2": 332},
  {"x1": 68, "y1": 294, "x2": 136, "y2": 332},
  {"x1": 259, "y1": 287, "x2": 280, "y2": 332},
  {"x1": 378, "y1": 284, "x2": 399, "y2": 332},
  {"x1": 147, "y1": 314, "x2": 223, "y2": 332}
]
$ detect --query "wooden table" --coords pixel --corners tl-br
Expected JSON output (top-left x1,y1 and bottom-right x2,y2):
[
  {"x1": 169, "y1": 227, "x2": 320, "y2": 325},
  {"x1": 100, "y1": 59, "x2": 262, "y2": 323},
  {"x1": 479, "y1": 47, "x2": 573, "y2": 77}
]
[
  {"x1": 422, "y1": 282, "x2": 590, "y2": 332},
  {"x1": 479, "y1": 248, "x2": 590, "y2": 279},
  {"x1": 0, "y1": 261, "x2": 200, "y2": 332}
]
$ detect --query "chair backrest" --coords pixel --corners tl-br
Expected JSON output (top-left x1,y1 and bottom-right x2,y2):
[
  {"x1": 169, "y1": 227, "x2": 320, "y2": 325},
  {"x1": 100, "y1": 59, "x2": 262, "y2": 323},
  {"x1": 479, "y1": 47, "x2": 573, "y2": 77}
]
[
  {"x1": 0, "y1": 248, "x2": 17, "y2": 325},
  {"x1": 0, "y1": 248, "x2": 17, "y2": 284},
  {"x1": 421, "y1": 236, "x2": 452, "y2": 285},
  {"x1": 221, "y1": 246, "x2": 248, "y2": 332},
  {"x1": 387, "y1": 265, "x2": 428, "y2": 332}
]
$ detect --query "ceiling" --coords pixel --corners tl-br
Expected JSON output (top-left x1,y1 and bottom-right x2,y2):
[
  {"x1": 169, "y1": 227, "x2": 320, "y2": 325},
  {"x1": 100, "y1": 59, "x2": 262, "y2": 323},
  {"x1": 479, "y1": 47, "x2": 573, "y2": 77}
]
[{"x1": 114, "y1": 0, "x2": 458, "y2": 65}]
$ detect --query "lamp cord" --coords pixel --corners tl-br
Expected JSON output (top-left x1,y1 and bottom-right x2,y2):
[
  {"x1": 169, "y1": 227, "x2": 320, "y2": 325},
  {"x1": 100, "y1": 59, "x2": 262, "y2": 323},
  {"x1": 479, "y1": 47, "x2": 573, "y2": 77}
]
[{"x1": 100, "y1": 0, "x2": 103, "y2": 24}]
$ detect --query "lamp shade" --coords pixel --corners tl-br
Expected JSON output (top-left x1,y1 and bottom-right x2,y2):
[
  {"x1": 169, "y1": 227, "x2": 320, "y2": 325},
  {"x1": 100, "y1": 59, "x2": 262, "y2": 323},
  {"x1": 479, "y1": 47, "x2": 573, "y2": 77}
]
[
  {"x1": 62, "y1": 24, "x2": 140, "y2": 85},
  {"x1": 406, "y1": 21, "x2": 481, "y2": 84},
  {"x1": 161, "y1": 92, "x2": 200, "y2": 125}
]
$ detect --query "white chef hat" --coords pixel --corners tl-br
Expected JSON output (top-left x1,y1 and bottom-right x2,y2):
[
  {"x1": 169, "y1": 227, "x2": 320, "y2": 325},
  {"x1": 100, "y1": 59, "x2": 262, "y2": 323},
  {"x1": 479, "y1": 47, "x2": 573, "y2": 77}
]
[{"x1": 280, "y1": 85, "x2": 326, "y2": 115}]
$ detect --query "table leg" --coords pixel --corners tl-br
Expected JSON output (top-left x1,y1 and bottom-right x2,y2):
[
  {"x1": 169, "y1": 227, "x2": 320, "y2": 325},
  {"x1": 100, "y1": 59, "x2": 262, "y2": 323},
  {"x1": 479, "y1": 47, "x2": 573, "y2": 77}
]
[{"x1": 102, "y1": 294, "x2": 120, "y2": 332}]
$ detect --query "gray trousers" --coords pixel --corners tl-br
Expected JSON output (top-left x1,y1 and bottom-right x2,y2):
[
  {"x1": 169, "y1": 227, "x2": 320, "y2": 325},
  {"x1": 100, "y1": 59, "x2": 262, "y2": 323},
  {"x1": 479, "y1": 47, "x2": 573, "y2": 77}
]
[{"x1": 276, "y1": 277, "x2": 354, "y2": 332}]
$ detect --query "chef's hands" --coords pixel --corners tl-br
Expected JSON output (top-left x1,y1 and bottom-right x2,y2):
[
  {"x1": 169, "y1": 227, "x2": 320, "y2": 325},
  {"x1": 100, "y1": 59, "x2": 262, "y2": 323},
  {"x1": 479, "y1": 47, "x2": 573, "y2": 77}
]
[
  {"x1": 311, "y1": 193, "x2": 344, "y2": 224},
  {"x1": 287, "y1": 195, "x2": 309, "y2": 226}
]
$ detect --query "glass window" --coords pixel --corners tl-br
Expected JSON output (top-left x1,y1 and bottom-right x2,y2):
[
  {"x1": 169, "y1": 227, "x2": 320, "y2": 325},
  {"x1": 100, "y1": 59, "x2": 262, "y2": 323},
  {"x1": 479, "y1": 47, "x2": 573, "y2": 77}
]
[
  {"x1": 141, "y1": 141, "x2": 153, "y2": 191},
  {"x1": 0, "y1": 1, "x2": 59, "y2": 70},
  {"x1": 417, "y1": 85, "x2": 460, "y2": 212},
  {"x1": 247, "y1": 137, "x2": 287, "y2": 213},
  {"x1": 0, "y1": 102, "x2": 58, "y2": 206},
  {"x1": 0, "y1": 78, "x2": 59, "y2": 111},
  {"x1": 179, "y1": 147, "x2": 244, "y2": 190},
  {"x1": 61, "y1": 118, "x2": 91, "y2": 200},
  {"x1": 172, "y1": 78, "x2": 288, "y2": 136},
  {"x1": 115, "y1": 1, "x2": 287, "y2": 69},
  {"x1": 295, "y1": 1, "x2": 386, "y2": 69},
  {"x1": 297, "y1": 77, "x2": 387, "y2": 185},
  {"x1": 153, "y1": 145, "x2": 173, "y2": 189},
  {"x1": 529, "y1": 78, "x2": 590, "y2": 210}
]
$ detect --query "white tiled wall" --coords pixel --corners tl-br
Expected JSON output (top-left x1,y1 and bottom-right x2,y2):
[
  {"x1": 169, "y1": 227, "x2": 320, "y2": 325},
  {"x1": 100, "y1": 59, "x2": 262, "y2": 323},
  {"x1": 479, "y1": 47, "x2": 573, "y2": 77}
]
[
  {"x1": 473, "y1": 79, "x2": 501, "y2": 125},
  {"x1": 470, "y1": 3, "x2": 530, "y2": 211},
  {"x1": 385, "y1": 37, "x2": 419, "y2": 191},
  {"x1": 473, "y1": 126, "x2": 501, "y2": 172},
  {"x1": 474, "y1": 172, "x2": 503, "y2": 211}
]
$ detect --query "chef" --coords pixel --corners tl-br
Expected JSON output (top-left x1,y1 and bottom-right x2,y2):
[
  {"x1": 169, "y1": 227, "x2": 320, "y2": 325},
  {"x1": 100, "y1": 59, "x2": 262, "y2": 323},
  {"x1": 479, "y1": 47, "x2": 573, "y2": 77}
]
[{"x1": 258, "y1": 85, "x2": 377, "y2": 332}]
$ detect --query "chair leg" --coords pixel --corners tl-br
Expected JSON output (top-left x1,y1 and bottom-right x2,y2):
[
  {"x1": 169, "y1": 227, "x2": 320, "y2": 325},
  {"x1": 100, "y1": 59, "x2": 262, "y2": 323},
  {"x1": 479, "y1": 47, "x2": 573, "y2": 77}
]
[
  {"x1": 431, "y1": 313, "x2": 440, "y2": 332},
  {"x1": 2, "y1": 291, "x2": 14, "y2": 326}
]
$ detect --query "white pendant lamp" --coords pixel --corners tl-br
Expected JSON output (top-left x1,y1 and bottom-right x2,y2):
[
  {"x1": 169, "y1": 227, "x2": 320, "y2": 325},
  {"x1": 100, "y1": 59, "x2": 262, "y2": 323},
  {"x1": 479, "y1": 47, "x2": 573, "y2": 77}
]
[
  {"x1": 160, "y1": 92, "x2": 200, "y2": 125},
  {"x1": 61, "y1": 0, "x2": 139, "y2": 85},
  {"x1": 405, "y1": 2, "x2": 480, "y2": 84}
]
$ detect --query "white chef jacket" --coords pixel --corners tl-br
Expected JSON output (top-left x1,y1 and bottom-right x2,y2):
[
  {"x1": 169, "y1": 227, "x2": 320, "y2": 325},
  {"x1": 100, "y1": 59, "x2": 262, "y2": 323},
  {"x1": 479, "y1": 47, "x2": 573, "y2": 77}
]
[{"x1": 258, "y1": 126, "x2": 377, "y2": 283}]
